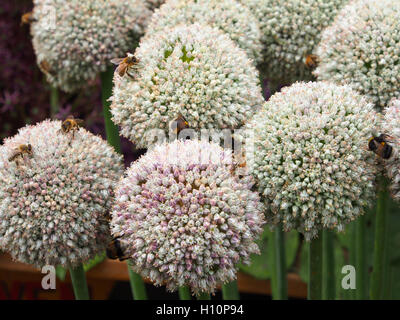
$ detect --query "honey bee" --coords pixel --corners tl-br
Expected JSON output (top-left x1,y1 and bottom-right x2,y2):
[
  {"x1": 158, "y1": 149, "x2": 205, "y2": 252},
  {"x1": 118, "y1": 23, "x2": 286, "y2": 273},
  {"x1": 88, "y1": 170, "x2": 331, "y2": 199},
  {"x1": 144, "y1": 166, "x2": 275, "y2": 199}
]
[
  {"x1": 21, "y1": 12, "x2": 35, "y2": 26},
  {"x1": 39, "y1": 60, "x2": 53, "y2": 75},
  {"x1": 230, "y1": 158, "x2": 247, "y2": 176},
  {"x1": 8, "y1": 144, "x2": 33, "y2": 163},
  {"x1": 368, "y1": 134, "x2": 394, "y2": 159},
  {"x1": 106, "y1": 236, "x2": 130, "y2": 261},
  {"x1": 60, "y1": 115, "x2": 85, "y2": 139},
  {"x1": 305, "y1": 54, "x2": 319, "y2": 69},
  {"x1": 170, "y1": 113, "x2": 189, "y2": 136},
  {"x1": 110, "y1": 53, "x2": 139, "y2": 78}
]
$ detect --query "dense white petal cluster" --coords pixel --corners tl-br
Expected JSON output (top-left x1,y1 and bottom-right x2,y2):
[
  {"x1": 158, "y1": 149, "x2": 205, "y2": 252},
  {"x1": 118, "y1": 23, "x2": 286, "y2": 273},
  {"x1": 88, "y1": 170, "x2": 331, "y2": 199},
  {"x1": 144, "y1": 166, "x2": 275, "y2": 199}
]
[
  {"x1": 315, "y1": 0, "x2": 400, "y2": 108},
  {"x1": 246, "y1": 82, "x2": 377, "y2": 240},
  {"x1": 31, "y1": 0, "x2": 152, "y2": 92},
  {"x1": 382, "y1": 99, "x2": 400, "y2": 201},
  {"x1": 147, "y1": 0, "x2": 263, "y2": 64},
  {"x1": 239, "y1": 0, "x2": 348, "y2": 83},
  {"x1": 0, "y1": 120, "x2": 124, "y2": 268},
  {"x1": 110, "y1": 23, "x2": 264, "y2": 149},
  {"x1": 110, "y1": 139, "x2": 265, "y2": 294}
]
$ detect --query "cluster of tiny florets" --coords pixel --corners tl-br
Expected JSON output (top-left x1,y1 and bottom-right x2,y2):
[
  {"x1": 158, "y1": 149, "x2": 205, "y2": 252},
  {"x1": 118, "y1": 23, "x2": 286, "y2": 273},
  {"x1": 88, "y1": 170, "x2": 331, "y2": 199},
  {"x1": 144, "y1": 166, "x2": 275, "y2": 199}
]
[
  {"x1": 382, "y1": 99, "x2": 400, "y2": 201},
  {"x1": 30, "y1": 0, "x2": 152, "y2": 92},
  {"x1": 110, "y1": 139, "x2": 265, "y2": 294},
  {"x1": 246, "y1": 82, "x2": 377, "y2": 240},
  {"x1": 0, "y1": 120, "x2": 124, "y2": 268},
  {"x1": 314, "y1": 0, "x2": 400, "y2": 109},
  {"x1": 239, "y1": 0, "x2": 348, "y2": 83},
  {"x1": 147, "y1": 0, "x2": 263, "y2": 64},
  {"x1": 110, "y1": 23, "x2": 264, "y2": 149}
]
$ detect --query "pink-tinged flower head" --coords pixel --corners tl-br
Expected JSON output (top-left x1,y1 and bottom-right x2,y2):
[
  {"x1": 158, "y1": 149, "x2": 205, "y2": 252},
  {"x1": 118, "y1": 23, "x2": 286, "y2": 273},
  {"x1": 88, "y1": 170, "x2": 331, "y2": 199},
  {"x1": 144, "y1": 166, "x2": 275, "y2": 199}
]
[
  {"x1": 239, "y1": 0, "x2": 348, "y2": 83},
  {"x1": 315, "y1": 0, "x2": 400, "y2": 108},
  {"x1": 146, "y1": 0, "x2": 263, "y2": 63},
  {"x1": 110, "y1": 23, "x2": 264, "y2": 149},
  {"x1": 30, "y1": 0, "x2": 152, "y2": 92},
  {"x1": 0, "y1": 120, "x2": 124, "y2": 268},
  {"x1": 110, "y1": 139, "x2": 265, "y2": 294},
  {"x1": 246, "y1": 81, "x2": 377, "y2": 240}
]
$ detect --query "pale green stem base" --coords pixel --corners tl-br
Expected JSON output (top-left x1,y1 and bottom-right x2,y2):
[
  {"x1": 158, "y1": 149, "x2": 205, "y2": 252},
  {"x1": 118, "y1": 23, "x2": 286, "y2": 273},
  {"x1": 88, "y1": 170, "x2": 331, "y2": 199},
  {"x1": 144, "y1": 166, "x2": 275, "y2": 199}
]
[
  {"x1": 178, "y1": 286, "x2": 191, "y2": 300},
  {"x1": 308, "y1": 234, "x2": 323, "y2": 300},
  {"x1": 322, "y1": 230, "x2": 335, "y2": 300},
  {"x1": 370, "y1": 179, "x2": 389, "y2": 300},
  {"x1": 222, "y1": 280, "x2": 240, "y2": 300},
  {"x1": 69, "y1": 264, "x2": 90, "y2": 300},
  {"x1": 271, "y1": 225, "x2": 287, "y2": 300},
  {"x1": 356, "y1": 215, "x2": 367, "y2": 300},
  {"x1": 197, "y1": 292, "x2": 211, "y2": 300},
  {"x1": 100, "y1": 67, "x2": 121, "y2": 153},
  {"x1": 127, "y1": 262, "x2": 148, "y2": 300},
  {"x1": 50, "y1": 86, "x2": 59, "y2": 117}
]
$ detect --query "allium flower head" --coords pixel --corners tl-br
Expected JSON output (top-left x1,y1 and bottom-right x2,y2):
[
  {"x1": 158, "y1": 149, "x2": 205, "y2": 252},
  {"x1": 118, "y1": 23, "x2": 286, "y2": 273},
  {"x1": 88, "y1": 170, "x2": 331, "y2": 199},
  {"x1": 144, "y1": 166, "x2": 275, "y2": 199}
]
[
  {"x1": 0, "y1": 120, "x2": 124, "y2": 267},
  {"x1": 246, "y1": 82, "x2": 377, "y2": 240},
  {"x1": 239, "y1": 0, "x2": 348, "y2": 83},
  {"x1": 381, "y1": 99, "x2": 400, "y2": 201},
  {"x1": 31, "y1": 0, "x2": 152, "y2": 92},
  {"x1": 315, "y1": 0, "x2": 400, "y2": 108},
  {"x1": 147, "y1": 0, "x2": 263, "y2": 64},
  {"x1": 110, "y1": 139, "x2": 265, "y2": 294},
  {"x1": 110, "y1": 23, "x2": 264, "y2": 149}
]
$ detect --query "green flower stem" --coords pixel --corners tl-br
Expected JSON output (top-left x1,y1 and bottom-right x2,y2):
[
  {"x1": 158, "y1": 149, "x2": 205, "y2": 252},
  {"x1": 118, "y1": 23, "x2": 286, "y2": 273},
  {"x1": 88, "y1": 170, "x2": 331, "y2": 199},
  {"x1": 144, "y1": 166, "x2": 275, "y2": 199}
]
[
  {"x1": 322, "y1": 230, "x2": 335, "y2": 300},
  {"x1": 178, "y1": 286, "x2": 191, "y2": 300},
  {"x1": 127, "y1": 262, "x2": 148, "y2": 300},
  {"x1": 355, "y1": 214, "x2": 367, "y2": 300},
  {"x1": 221, "y1": 280, "x2": 240, "y2": 300},
  {"x1": 69, "y1": 264, "x2": 90, "y2": 300},
  {"x1": 370, "y1": 179, "x2": 389, "y2": 300},
  {"x1": 50, "y1": 86, "x2": 59, "y2": 117},
  {"x1": 268, "y1": 229, "x2": 277, "y2": 297},
  {"x1": 348, "y1": 222, "x2": 356, "y2": 300},
  {"x1": 197, "y1": 292, "x2": 211, "y2": 300},
  {"x1": 308, "y1": 234, "x2": 323, "y2": 300},
  {"x1": 270, "y1": 225, "x2": 287, "y2": 300},
  {"x1": 100, "y1": 66, "x2": 147, "y2": 300},
  {"x1": 101, "y1": 67, "x2": 121, "y2": 153}
]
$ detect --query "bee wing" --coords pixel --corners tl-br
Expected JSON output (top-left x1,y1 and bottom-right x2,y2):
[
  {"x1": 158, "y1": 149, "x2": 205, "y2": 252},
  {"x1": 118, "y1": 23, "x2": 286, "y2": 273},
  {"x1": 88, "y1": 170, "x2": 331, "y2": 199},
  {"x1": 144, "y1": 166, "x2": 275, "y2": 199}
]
[
  {"x1": 384, "y1": 134, "x2": 398, "y2": 144},
  {"x1": 75, "y1": 119, "x2": 85, "y2": 127},
  {"x1": 111, "y1": 58, "x2": 124, "y2": 65}
]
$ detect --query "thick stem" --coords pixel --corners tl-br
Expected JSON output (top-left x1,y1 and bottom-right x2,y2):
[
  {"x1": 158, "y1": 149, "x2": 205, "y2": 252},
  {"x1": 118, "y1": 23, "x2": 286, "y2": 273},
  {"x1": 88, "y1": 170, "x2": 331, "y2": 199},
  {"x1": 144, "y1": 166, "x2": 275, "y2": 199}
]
[
  {"x1": 50, "y1": 86, "x2": 59, "y2": 117},
  {"x1": 178, "y1": 286, "x2": 191, "y2": 300},
  {"x1": 355, "y1": 215, "x2": 367, "y2": 300},
  {"x1": 221, "y1": 280, "x2": 240, "y2": 300},
  {"x1": 347, "y1": 222, "x2": 356, "y2": 300},
  {"x1": 308, "y1": 234, "x2": 323, "y2": 300},
  {"x1": 322, "y1": 230, "x2": 335, "y2": 300},
  {"x1": 268, "y1": 230, "x2": 277, "y2": 297},
  {"x1": 69, "y1": 264, "x2": 90, "y2": 300},
  {"x1": 127, "y1": 262, "x2": 148, "y2": 300},
  {"x1": 272, "y1": 225, "x2": 287, "y2": 300},
  {"x1": 100, "y1": 67, "x2": 121, "y2": 153},
  {"x1": 370, "y1": 180, "x2": 389, "y2": 300},
  {"x1": 196, "y1": 292, "x2": 211, "y2": 300}
]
